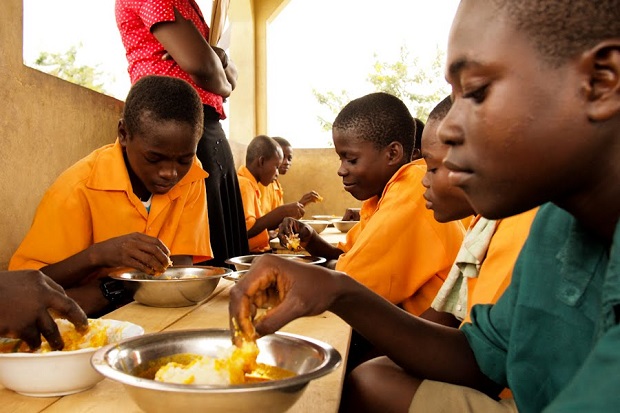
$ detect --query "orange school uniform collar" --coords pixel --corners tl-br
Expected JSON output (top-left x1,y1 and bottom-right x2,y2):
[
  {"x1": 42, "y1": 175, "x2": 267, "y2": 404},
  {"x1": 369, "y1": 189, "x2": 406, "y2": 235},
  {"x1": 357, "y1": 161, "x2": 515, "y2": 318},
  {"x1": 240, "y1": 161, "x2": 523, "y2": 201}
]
[{"x1": 86, "y1": 140, "x2": 208, "y2": 200}]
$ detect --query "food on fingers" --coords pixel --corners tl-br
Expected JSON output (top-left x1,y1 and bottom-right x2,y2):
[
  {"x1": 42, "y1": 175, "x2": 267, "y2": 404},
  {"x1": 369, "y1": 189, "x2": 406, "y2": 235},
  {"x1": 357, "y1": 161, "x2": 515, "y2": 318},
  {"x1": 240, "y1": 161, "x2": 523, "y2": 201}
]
[{"x1": 285, "y1": 234, "x2": 302, "y2": 252}]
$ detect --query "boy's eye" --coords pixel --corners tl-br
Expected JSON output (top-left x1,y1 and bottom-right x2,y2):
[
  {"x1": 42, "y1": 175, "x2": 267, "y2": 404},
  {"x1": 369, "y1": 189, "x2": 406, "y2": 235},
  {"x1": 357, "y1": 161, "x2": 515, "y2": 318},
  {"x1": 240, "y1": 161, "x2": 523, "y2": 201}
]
[
  {"x1": 428, "y1": 168, "x2": 437, "y2": 174},
  {"x1": 178, "y1": 157, "x2": 194, "y2": 165},
  {"x1": 145, "y1": 156, "x2": 160, "y2": 164},
  {"x1": 463, "y1": 84, "x2": 489, "y2": 104}
]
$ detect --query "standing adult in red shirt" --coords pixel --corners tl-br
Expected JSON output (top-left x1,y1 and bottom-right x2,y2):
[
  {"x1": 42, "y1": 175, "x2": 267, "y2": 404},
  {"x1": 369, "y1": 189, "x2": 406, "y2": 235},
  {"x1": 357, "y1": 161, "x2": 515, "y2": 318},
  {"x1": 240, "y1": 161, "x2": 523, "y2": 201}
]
[{"x1": 115, "y1": 0, "x2": 250, "y2": 267}]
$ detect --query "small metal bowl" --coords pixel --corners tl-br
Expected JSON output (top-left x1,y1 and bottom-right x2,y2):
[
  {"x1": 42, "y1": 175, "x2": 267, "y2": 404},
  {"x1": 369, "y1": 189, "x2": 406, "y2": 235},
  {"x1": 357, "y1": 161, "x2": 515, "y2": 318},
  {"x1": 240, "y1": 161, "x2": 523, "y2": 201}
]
[
  {"x1": 109, "y1": 266, "x2": 231, "y2": 308},
  {"x1": 225, "y1": 254, "x2": 326, "y2": 271},
  {"x1": 91, "y1": 329, "x2": 342, "y2": 413}
]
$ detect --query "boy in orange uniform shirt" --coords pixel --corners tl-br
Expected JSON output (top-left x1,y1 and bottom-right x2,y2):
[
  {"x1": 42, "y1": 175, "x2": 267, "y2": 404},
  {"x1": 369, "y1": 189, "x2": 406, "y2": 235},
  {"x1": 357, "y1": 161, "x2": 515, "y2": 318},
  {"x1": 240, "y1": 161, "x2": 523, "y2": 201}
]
[
  {"x1": 420, "y1": 96, "x2": 538, "y2": 326},
  {"x1": 279, "y1": 92, "x2": 465, "y2": 315},
  {"x1": 258, "y1": 136, "x2": 322, "y2": 214},
  {"x1": 237, "y1": 135, "x2": 305, "y2": 252},
  {"x1": 10, "y1": 76, "x2": 211, "y2": 316},
  {"x1": 231, "y1": 0, "x2": 620, "y2": 410}
]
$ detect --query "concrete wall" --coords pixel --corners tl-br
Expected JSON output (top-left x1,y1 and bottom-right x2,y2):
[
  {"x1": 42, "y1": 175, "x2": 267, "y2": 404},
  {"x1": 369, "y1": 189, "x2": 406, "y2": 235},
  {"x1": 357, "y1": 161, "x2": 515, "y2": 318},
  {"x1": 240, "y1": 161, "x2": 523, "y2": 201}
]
[
  {"x1": 278, "y1": 148, "x2": 361, "y2": 217},
  {"x1": 0, "y1": 0, "x2": 124, "y2": 269}
]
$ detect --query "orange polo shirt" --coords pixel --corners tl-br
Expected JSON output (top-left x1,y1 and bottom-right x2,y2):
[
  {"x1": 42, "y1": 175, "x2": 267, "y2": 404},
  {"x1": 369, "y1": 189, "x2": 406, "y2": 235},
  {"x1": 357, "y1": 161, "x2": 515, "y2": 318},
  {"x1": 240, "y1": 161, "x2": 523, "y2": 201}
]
[
  {"x1": 237, "y1": 165, "x2": 270, "y2": 252},
  {"x1": 258, "y1": 179, "x2": 284, "y2": 214},
  {"x1": 9, "y1": 140, "x2": 212, "y2": 276},
  {"x1": 335, "y1": 162, "x2": 465, "y2": 315},
  {"x1": 462, "y1": 208, "x2": 538, "y2": 324}
]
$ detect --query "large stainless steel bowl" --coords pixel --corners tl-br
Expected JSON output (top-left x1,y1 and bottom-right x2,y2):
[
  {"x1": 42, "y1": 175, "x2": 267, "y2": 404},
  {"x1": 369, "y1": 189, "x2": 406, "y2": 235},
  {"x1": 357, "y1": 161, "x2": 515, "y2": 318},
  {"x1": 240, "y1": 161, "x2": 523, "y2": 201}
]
[
  {"x1": 109, "y1": 266, "x2": 231, "y2": 308},
  {"x1": 91, "y1": 329, "x2": 342, "y2": 413},
  {"x1": 225, "y1": 254, "x2": 326, "y2": 271}
]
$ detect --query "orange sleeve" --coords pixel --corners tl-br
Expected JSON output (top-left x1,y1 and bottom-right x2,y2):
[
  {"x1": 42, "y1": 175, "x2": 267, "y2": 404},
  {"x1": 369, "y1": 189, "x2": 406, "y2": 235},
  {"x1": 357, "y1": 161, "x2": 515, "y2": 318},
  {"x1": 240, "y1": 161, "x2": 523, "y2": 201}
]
[
  {"x1": 335, "y1": 164, "x2": 464, "y2": 315},
  {"x1": 462, "y1": 208, "x2": 539, "y2": 323},
  {"x1": 238, "y1": 174, "x2": 270, "y2": 252},
  {"x1": 9, "y1": 183, "x2": 93, "y2": 271}
]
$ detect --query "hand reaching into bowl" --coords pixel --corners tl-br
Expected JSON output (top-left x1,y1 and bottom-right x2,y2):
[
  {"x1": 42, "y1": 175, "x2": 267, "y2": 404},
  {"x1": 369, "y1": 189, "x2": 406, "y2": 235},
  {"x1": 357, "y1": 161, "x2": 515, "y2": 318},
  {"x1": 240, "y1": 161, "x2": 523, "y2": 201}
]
[
  {"x1": 0, "y1": 270, "x2": 88, "y2": 351},
  {"x1": 229, "y1": 254, "x2": 342, "y2": 345}
]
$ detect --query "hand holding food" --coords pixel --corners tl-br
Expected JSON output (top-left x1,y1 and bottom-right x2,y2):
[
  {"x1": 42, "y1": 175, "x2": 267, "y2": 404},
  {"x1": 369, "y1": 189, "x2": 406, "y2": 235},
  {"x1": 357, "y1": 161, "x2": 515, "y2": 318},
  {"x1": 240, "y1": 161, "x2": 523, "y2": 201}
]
[
  {"x1": 91, "y1": 232, "x2": 172, "y2": 275},
  {"x1": 277, "y1": 218, "x2": 314, "y2": 249},
  {"x1": 275, "y1": 202, "x2": 305, "y2": 220},
  {"x1": 285, "y1": 233, "x2": 302, "y2": 252},
  {"x1": 229, "y1": 255, "x2": 340, "y2": 341},
  {"x1": 298, "y1": 191, "x2": 323, "y2": 206},
  {"x1": 0, "y1": 270, "x2": 88, "y2": 351}
]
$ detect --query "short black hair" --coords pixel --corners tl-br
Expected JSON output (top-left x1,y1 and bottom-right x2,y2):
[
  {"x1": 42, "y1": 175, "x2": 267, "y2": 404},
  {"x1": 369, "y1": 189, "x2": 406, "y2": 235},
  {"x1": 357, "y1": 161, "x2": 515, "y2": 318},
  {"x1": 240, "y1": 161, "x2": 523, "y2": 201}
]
[
  {"x1": 332, "y1": 92, "x2": 415, "y2": 159},
  {"x1": 246, "y1": 135, "x2": 281, "y2": 164},
  {"x1": 428, "y1": 96, "x2": 452, "y2": 123},
  {"x1": 414, "y1": 118, "x2": 425, "y2": 151},
  {"x1": 272, "y1": 136, "x2": 291, "y2": 149},
  {"x1": 492, "y1": 0, "x2": 620, "y2": 66},
  {"x1": 123, "y1": 75, "x2": 203, "y2": 136}
]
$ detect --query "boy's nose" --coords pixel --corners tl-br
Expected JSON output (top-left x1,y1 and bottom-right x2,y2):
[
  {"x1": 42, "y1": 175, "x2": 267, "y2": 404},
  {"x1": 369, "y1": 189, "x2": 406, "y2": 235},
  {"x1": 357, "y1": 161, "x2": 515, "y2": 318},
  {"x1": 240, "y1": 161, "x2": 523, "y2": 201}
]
[
  {"x1": 421, "y1": 172, "x2": 431, "y2": 189},
  {"x1": 437, "y1": 108, "x2": 464, "y2": 147},
  {"x1": 159, "y1": 163, "x2": 178, "y2": 180}
]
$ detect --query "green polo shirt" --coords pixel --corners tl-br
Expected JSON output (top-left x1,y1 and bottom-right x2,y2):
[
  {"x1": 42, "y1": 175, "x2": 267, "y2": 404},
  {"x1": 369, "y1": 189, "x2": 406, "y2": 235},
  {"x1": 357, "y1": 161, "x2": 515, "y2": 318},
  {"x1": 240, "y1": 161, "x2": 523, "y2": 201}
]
[{"x1": 461, "y1": 203, "x2": 620, "y2": 413}]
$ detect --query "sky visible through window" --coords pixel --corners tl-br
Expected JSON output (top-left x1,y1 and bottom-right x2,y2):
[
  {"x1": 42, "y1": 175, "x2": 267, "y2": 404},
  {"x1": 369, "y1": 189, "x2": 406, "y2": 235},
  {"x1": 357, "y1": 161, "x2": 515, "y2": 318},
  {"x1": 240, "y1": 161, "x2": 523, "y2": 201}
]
[{"x1": 23, "y1": 0, "x2": 459, "y2": 148}]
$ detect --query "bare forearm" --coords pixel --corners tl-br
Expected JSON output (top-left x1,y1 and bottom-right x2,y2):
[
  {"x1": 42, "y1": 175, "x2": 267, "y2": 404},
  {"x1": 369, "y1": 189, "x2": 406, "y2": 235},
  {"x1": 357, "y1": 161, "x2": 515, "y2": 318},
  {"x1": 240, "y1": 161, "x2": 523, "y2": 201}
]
[
  {"x1": 40, "y1": 247, "x2": 101, "y2": 288},
  {"x1": 249, "y1": 212, "x2": 287, "y2": 237},
  {"x1": 329, "y1": 274, "x2": 498, "y2": 393},
  {"x1": 65, "y1": 281, "x2": 109, "y2": 317},
  {"x1": 304, "y1": 231, "x2": 343, "y2": 260}
]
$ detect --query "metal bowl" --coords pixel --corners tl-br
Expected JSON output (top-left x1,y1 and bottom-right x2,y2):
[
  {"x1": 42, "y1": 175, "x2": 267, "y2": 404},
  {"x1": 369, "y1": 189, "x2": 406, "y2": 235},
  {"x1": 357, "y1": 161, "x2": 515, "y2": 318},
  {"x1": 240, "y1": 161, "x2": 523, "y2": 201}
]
[
  {"x1": 223, "y1": 270, "x2": 249, "y2": 283},
  {"x1": 109, "y1": 266, "x2": 231, "y2": 308},
  {"x1": 332, "y1": 220, "x2": 359, "y2": 233},
  {"x1": 225, "y1": 254, "x2": 326, "y2": 271},
  {"x1": 0, "y1": 319, "x2": 144, "y2": 397},
  {"x1": 91, "y1": 329, "x2": 342, "y2": 413}
]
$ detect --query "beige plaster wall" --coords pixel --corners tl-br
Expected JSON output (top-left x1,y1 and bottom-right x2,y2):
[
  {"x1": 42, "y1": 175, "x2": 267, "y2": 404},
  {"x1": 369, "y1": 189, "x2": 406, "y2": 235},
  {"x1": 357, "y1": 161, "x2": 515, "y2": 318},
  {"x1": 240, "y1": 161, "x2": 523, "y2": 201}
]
[
  {"x1": 0, "y1": 0, "x2": 124, "y2": 269},
  {"x1": 275, "y1": 148, "x2": 362, "y2": 217}
]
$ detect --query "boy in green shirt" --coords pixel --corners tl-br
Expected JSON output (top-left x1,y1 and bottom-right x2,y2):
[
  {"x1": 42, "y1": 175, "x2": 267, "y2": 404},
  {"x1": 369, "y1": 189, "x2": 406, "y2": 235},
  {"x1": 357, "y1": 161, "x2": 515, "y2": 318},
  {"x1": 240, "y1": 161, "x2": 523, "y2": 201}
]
[{"x1": 229, "y1": 0, "x2": 620, "y2": 412}]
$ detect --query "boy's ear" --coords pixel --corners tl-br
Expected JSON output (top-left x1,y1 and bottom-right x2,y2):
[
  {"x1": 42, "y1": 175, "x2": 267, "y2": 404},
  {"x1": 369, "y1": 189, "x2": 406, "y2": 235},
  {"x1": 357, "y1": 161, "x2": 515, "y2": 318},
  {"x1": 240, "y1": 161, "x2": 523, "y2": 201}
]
[
  {"x1": 385, "y1": 141, "x2": 405, "y2": 165},
  {"x1": 117, "y1": 119, "x2": 128, "y2": 147},
  {"x1": 582, "y1": 41, "x2": 620, "y2": 121}
]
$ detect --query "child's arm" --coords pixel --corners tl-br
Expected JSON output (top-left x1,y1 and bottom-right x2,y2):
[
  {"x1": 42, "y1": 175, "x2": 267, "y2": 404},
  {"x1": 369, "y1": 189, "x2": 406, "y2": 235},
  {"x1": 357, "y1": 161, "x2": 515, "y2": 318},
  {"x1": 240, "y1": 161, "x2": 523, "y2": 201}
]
[
  {"x1": 247, "y1": 202, "x2": 304, "y2": 237},
  {"x1": 229, "y1": 255, "x2": 500, "y2": 396},
  {"x1": 41, "y1": 232, "x2": 172, "y2": 287}
]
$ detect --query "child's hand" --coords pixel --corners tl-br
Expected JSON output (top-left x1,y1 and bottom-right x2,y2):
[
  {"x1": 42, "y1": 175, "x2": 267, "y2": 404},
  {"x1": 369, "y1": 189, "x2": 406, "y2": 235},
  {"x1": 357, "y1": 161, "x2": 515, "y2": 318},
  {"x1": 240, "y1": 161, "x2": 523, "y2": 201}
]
[
  {"x1": 342, "y1": 207, "x2": 361, "y2": 221},
  {"x1": 277, "y1": 217, "x2": 313, "y2": 247},
  {"x1": 229, "y1": 254, "x2": 339, "y2": 343},
  {"x1": 298, "y1": 191, "x2": 323, "y2": 206},
  {"x1": 276, "y1": 202, "x2": 305, "y2": 220},
  {"x1": 0, "y1": 270, "x2": 88, "y2": 351},
  {"x1": 91, "y1": 233, "x2": 171, "y2": 275}
]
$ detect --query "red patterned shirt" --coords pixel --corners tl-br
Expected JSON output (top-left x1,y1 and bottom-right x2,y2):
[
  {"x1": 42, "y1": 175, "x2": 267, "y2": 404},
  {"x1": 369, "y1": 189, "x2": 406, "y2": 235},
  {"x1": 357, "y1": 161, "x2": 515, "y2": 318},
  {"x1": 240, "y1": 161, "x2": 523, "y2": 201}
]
[{"x1": 115, "y1": 0, "x2": 225, "y2": 118}]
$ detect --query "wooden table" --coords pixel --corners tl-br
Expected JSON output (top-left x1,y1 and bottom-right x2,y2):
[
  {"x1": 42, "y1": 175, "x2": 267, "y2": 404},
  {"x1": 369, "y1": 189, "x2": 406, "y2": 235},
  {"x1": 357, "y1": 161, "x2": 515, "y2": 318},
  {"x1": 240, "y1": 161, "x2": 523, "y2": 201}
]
[
  {"x1": 1, "y1": 280, "x2": 351, "y2": 413},
  {"x1": 318, "y1": 227, "x2": 348, "y2": 247}
]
